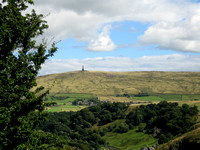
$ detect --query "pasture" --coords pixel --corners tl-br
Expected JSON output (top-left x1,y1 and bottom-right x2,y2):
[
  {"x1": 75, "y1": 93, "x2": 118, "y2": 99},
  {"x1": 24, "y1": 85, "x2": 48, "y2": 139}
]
[
  {"x1": 103, "y1": 128, "x2": 157, "y2": 150},
  {"x1": 44, "y1": 93, "x2": 93, "y2": 112},
  {"x1": 44, "y1": 93, "x2": 200, "y2": 112}
]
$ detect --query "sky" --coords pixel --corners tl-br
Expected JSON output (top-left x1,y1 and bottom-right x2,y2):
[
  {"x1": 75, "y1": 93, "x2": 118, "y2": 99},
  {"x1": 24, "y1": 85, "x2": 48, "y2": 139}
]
[{"x1": 31, "y1": 0, "x2": 200, "y2": 76}]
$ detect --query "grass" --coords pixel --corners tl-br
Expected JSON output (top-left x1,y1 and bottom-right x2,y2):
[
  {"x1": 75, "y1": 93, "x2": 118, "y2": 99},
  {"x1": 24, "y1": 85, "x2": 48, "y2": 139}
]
[
  {"x1": 43, "y1": 92, "x2": 200, "y2": 112},
  {"x1": 46, "y1": 106, "x2": 62, "y2": 112},
  {"x1": 131, "y1": 94, "x2": 200, "y2": 102},
  {"x1": 44, "y1": 93, "x2": 93, "y2": 112},
  {"x1": 194, "y1": 102, "x2": 200, "y2": 110},
  {"x1": 131, "y1": 96, "x2": 164, "y2": 101},
  {"x1": 36, "y1": 71, "x2": 200, "y2": 96},
  {"x1": 45, "y1": 93, "x2": 93, "y2": 102},
  {"x1": 158, "y1": 94, "x2": 183, "y2": 101},
  {"x1": 45, "y1": 104, "x2": 87, "y2": 112},
  {"x1": 103, "y1": 128, "x2": 158, "y2": 150}
]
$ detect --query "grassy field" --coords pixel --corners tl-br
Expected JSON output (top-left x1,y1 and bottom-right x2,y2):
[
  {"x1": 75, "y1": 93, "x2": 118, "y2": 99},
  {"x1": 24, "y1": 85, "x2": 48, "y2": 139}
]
[
  {"x1": 46, "y1": 104, "x2": 87, "y2": 112},
  {"x1": 36, "y1": 71, "x2": 200, "y2": 96},
  {"x1": 131, "y1": 94, "x2": 200, "y2": 101},
  {"x1": 92, "y1": 119, "x2": 158, "y2": 150},
  {"x1": 44, "y1": 93, "x2": 93, "y2": 112},
  {"x1": 131, "y1": 96, "x2": 164, "y2": 101},
  {"x1": 103, "y1": 128, "x2": 158, "y2": 150},
  {"x1": 43, "y1": 93, "x2": 200, "y2": 112}
]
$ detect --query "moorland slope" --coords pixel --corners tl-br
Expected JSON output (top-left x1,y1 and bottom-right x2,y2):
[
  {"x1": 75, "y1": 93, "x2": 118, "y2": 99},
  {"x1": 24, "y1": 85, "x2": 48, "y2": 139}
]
[{"x1": 36, "y1": 71, "x2": 200, "y2": 96}]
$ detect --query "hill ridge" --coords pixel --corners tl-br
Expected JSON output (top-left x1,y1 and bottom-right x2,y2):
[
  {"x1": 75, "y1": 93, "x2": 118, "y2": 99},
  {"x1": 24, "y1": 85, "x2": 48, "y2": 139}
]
[{"x1": 36, "y1": 71, "x2": 200, "y2": 95}]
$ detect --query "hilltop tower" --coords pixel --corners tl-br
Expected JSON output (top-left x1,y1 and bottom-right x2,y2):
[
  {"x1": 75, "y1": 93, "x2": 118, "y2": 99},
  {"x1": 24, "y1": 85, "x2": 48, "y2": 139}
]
[{"x1": 82, "y1": 65, "x2": 85, "y2": 71}]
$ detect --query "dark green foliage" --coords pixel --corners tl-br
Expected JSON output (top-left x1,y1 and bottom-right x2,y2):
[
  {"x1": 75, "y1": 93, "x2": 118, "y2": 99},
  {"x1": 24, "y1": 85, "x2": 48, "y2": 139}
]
[
  {"x1": 35, "y1": 99, "x2": 199, "y2": 149},
  {"x1": 36, "y1": 100, "x2": 198, "y2": 149},
  {"x1": 126, "y1": 101, "x2": 199, "y2": 144},
  {"x1": 50, "y1": 96, "x2": 70, "y2": 100},
  {"x1": 0, "y1": 0, "x2": 57, "y2": 149},
  {"x1": 97, "y1": 102, "x2": 128, "y2": 125},
  {"x1": 123, "y1": 93, "x2": 131, "y2": 98},
  {"x1": 99, "y1": 110, "x2": 113, "y2": 125},
  {"x1": 158, "y1": 133, "x2": 173, "y2": 144},
  {"x1": 137, "y1": 123, "x2": 147, "y2": 132},
  {"x1": 38, "y1": 114, "x2": 105, "y2": 150},
  {"x1": 37, "y1": 102, "x2": 129, "y2": 149},
  {"x1": 134, "y1": 93, "x2": 150, "y2": 97},
  {"x1": 116, "y1": 93, "x2": 149, "y2": 97},
  {"x1": 114, "y1": 123, "x2": 129, "y2": 133},
  {"x1": 172, "y1": 131, "x2": 200, "y2": 150},
  {"x1": 107, "y1": 125, "x2": 114, "y2": 132},
  {"x1": 99, "y1": 129, "x2": 107, "y2": 136},
  {"x1": 17, "y1": 131, "x2": 70, "y2": 150},
  {"x1": 44, "y1": 102, "x2": 58, "y2": 106},
  {"x1": 126, "y1": 109, "x2": 144, "y2": 126}
]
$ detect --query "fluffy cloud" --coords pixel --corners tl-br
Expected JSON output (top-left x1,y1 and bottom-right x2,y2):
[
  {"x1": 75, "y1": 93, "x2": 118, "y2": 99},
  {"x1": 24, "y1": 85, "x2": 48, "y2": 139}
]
[
  {"x1": 34, "y1": 0, "x2": 183, "y2": 22},
  {"x1": 139, "y1": 8, "x2": 200, "y2": 52},
  {"x1": 33, "y1": 0, "x2": 200, "y2": 52},
  {"x1": 87, "y1": 25, "x2": 116, "y2": 51},
  {"x1": 39, "y1": 54, "x2": 200, "y2": 76}
]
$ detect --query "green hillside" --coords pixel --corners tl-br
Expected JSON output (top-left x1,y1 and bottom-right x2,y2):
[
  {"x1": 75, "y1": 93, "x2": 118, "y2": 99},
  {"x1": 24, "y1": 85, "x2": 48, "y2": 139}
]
[
  {"x1": 36, "y1": 71, "x2": 200, "y2": 96},
  {"x1": 157, "y1": 125, "x2": 200, "y2": 150}
]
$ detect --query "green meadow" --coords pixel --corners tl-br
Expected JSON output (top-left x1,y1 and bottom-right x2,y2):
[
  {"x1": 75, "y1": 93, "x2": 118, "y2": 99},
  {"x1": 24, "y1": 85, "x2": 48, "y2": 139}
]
[
  {"x1": 103, "y1": 128, "x2": 158, "y2": 150},
  {"x1": 131, "y1": 94, "x2": 200, "y2": 101},
  {"x1": 44, "y1": 93, "x2": 93, "y2": 112}
]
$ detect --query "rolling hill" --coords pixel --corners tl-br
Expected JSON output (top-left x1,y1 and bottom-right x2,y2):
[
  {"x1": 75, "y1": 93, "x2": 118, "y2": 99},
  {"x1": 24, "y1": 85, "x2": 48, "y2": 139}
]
[
  {"x1": 157, "y1": 124, "x2": 200, "y2": 150},
  {"x1": 36, "y1": 71, "x2": 200, "y2": 96}
]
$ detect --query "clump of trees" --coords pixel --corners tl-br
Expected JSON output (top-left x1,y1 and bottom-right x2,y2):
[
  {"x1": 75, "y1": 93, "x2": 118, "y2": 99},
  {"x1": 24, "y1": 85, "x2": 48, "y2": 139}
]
[
  {"x1": 37, "y1": 102, "x2": 129, "y2": 149},
  {"x1": 116, "y1": 93, "x2": 149, "y2": 98},
  {"x1": 126, "y1": 101, "x2": 199, "y2": 144}
]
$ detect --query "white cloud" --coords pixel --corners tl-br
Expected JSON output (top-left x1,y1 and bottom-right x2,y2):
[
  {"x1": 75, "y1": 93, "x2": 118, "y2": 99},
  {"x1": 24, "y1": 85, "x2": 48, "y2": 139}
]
[
  {"x1": 87, "y1": 25, "x2": 116, "y2": 51},
  {"x1": 139, "y1": 9, "x2": 200, "y2": 52},
  {"x1": 39, "y1": 10, "x2": 107, "y2": 42},
  {"x1": 32, "y1": 0, "x2": 200, "y2": 52},
  {"x1": 39, "y1": 54, "x2": 200, "y2": 76}
]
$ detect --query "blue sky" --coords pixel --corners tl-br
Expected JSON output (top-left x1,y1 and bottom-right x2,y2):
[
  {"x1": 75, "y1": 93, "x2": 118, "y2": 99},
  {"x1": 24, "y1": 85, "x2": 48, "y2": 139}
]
[{"x1": 32, "y1": 0, "x2": 200, "y2": 75}]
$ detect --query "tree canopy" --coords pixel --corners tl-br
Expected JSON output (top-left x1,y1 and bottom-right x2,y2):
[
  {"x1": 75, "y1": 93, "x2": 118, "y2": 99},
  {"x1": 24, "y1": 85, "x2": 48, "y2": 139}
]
[
  {"x1": 126, "y1": 101, "x2": 199, "y2": 144},
  {"x1": 0, "y1": 0, "x2": 57, "y2": 149}
]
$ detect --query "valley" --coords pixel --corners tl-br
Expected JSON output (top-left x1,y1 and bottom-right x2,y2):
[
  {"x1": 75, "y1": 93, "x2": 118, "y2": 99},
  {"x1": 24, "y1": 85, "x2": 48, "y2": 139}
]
[{"x1": 36, "y1": 71, "x2": 200, "y2": 149}]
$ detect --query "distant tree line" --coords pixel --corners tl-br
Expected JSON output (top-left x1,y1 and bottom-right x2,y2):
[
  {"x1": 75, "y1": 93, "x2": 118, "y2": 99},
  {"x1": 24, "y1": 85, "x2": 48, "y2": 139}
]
[
  {"x1": 45, "y1": 96, "x2": 70, "y2": 101},
  {"x1": 72, "y1": 97, "x2": 100, "y2": 106},
  {"x1": 116, "y1": 93, "x2": 150, "y2": 98}
]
